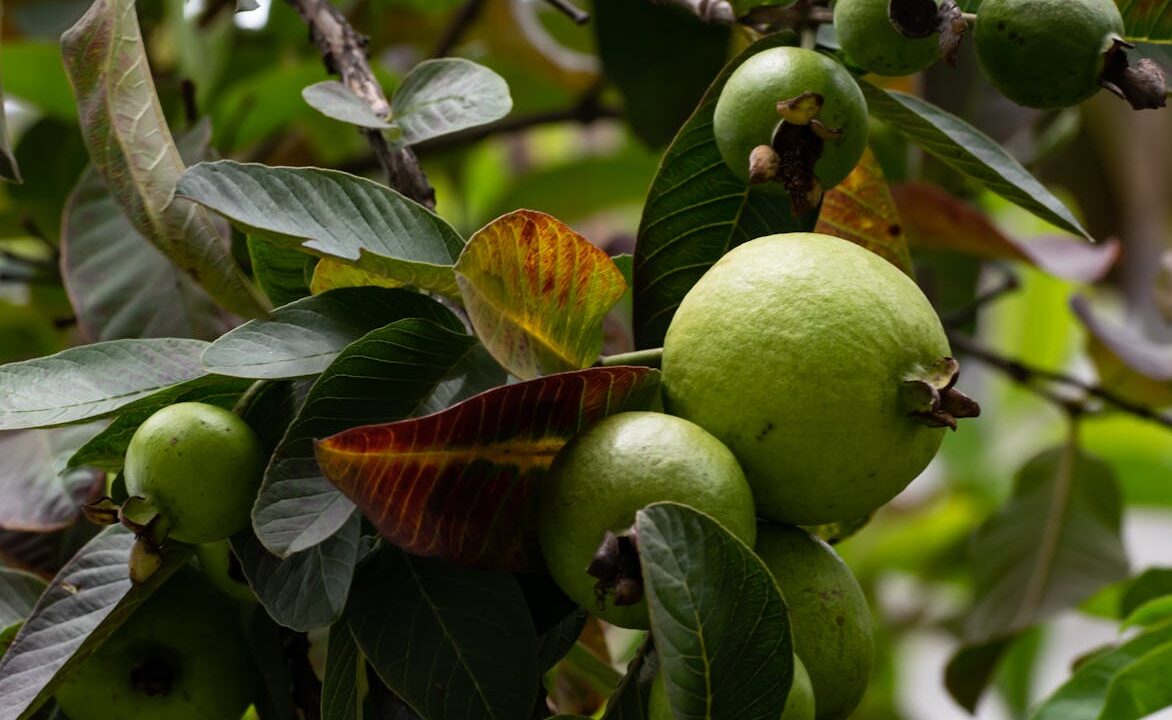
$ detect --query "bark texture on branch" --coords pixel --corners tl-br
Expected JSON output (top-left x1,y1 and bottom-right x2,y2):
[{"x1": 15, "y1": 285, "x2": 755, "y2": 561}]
[{"x1": 285, "y1": 0, "x2": 436, "y2": 208}]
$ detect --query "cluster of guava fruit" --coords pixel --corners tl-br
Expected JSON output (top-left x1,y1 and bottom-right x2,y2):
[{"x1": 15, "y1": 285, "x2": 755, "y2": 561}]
[
  {"x1": 537, "y1": 230, "x2": 977, "y2": 718},
  {"x1": 830, "y1": 0, "x2": 1164, "y2": 111}
]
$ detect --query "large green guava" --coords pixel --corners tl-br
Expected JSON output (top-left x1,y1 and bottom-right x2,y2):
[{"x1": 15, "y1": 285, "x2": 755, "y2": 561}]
[
  {"x1": 662, "y1": 232, "x2": 963, "y2": 525},
  {"x1": 55, "y1": 568, "x2": 261, "y2": 720},
  {"x1": 975, "y1": 0, "x2": 1124, "y2": 108},
  {"x1": 124, "y1": 402, "x2": 265, "y2": 544},
  {"x1": 536, "y1": 411, "x2": 757, "y2": 630},
  {"x1": 755, "y1": 523, "x2": 872, "y2": 720},
  {"x1": 834, "y1": 0, "x2": 940, "y2": 76},
  {"x1": 647, "y1": 653, "x2": 815, "y2": 719},
  {"x1": 713, "y1": 47, "x2": 868, "y2": 191}
]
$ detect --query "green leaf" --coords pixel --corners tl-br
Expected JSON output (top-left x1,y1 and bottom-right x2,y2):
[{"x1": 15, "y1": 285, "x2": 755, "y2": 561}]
[
  {"x1": 1124, "y1": 595, "x2": 1172, "y2": 630},
  {"x1": 594, "y1": 0, "x2": 730, "y2": 148},
  {"x1": 1121, "y1": 569, "x2": 1172, "y2": 619},
  {"x1": 203, "y1": 288, "x2": 452, "y2": 380},
  {"x1": 1118, "y1": 1, "x2": 1172, "y2": 43},
  {"x1": 65, "y1": 374, "x2": 251, "y2": 470},
  {"x1": 0, "y1": 4, "x2": 21, "y2": 184},
  {"x1": 178, "y1": 161, "x2": 465, "y2": 297},
  {"x1": 0, "y1": 568, "x2": 45, "y2": 629},
  {"x1": 231, "y1": 515, "x2": 361, "y2": 632},
  {"x1": 0, "y1": 425, "x2": 105, "y2": 531},
  {"x1": 302, "y1": 81, "x2": 393, "y2": 129},
  {"x1": 0, "y1": 338, "x2": 210, "y2": 430},
  {"x1": 637, "y1": 502, "x2": 793, "y2": 720},
  {"x1": 347, "y1": 547, "x2": 538, "y2": 720},
  {"x1": 966, "y1": 443, "x2": 1130, "y2": 643},
  {"x1": 390, "y1": 58, "x2": 512, "y2": 145},
  {"x1": 60, "y1": 0, "x2": 268, "y2": 318},
  {"x1": 632, "y1": 32, "x2": 805, "y2": 350},
  {"x1": 600, "y1": 639, "x2": 657, "y2": 720},
  {"x1": 247, "y1": 237, "x2": 314, "y2": 308},
  {"x1": 252, "y1": 317, "x2": 487, "y2": 557},
  {"x1": 858, "y1": 83, "x2": 1092, "y2": 240},
  {"x1": 0, "y1": 525, "x2": 192, "y2": 720},
  {"x1": 322, "y1": 620, "x2": 365, "y2": 720},
  {"x1": 1030, "y1": 622, "x2": 1172, "y2": 720},
  {"x1": 944, "y1": 637, "x2": 1015, "y2": 713},
  {"x1": 454, "y1": 210, "x2": 628, "y2": 379}
]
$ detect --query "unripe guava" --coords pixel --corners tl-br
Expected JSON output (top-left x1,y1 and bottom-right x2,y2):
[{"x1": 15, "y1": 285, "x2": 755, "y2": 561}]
[
  {"x1": 648, "y1": 653, "x2": 815, "y2": 719},
  {"x1": 124, "y1": 402, "x2": 265, "y2": 544},
  {"x1": 55, "y1": 568, "x2": 261, "y2": 720},
  {"x1": 713, "y1": 47, "x2": 868, "y2": 191},
  {"x1": 834, "y1": 0, "x2": 940, "y2": 76},
  {"x1": 536, "y1": 412, "x2": 757, "y2": 630},
  {"x1": 755, "y1": 524, "x2": 872, "y2": 720},
  {"x1": 974, "y1": 0, "x2": 1124, "y2": 108},
  {"x1": 662, "y1": 233, "x2": 958, "y2": 525}
]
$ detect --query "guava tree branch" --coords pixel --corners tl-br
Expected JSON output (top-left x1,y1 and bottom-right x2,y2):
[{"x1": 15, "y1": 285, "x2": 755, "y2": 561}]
[
  {"x1": 284, "y1": 0, "x2": 436, "y2": 208},
  {"x1": 543, "y1": 0, "x2": 590, "y2": 25},
  {"x1": 948, "y1": 332, "x2": 1172, "y2": 429}
]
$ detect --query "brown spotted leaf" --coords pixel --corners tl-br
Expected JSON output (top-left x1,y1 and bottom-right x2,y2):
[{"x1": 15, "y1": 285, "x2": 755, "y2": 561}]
[
  {"x1": 315, "y1": 366, "x2": 661, "y2": 571},
  {"x1": 892, "y1": 183, "x2": 1119, "y2": 282},
  {"x1": 815, "y1": 148, "x2": 913, "y2": 274},
  {"x1": 454, "y1": 210, "x2": 628, "y2": 380}
]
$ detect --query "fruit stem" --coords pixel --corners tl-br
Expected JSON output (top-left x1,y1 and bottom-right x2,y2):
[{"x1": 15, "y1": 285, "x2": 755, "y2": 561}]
[{"x1": 598, "y1": 348, "x2": 664, "y2": 369}]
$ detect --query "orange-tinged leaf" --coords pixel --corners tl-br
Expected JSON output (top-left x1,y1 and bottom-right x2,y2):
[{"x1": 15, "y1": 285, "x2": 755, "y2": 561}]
[
  {"x1": 815, "y1": 148, "x2": 914, "y2": 275},
  {"x1": 454, "y1": 210, "x2": 628, "y2": 380},
  {"x1": 891, "y1": 183, "x2": 1119, "y2": 283},
  {"x1": 315, "y1": 366, "x2": 661, "y2": 571}
]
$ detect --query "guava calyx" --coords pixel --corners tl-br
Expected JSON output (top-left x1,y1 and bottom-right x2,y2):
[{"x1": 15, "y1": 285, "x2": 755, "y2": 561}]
[
  {"x1": 749, "y1": 145, "x2": 782, "y2": 185},
  {"x1": 129, "y1": 650, "x2": 177, "y2": 697},
  {"x1": 1100, "y1": 39, "x2": 1168, "y2": 110},
  {"x1": 85, "y1": 495, "x2": 174, "y2": 583},
  {"x1": 587, "y1": 527, "x2": 644, "y2": 608},
  {"x1": 129, "y1": 536, "x2": 164, "y2": 584},
  {"x1": 888, "y1": 0, "x2": 967, "y2": 64},
  {"x1": 82, "y1": 497, "x2": 121, "y2": 526},
  {"x1": 902, "y1": 356, "x2": 981, "y2": 430}
]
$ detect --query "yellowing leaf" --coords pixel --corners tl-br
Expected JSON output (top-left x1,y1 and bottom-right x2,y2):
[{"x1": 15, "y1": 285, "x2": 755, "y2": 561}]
[{"x1": 815, "y1": 148, "x2": 914, "y2": 274}]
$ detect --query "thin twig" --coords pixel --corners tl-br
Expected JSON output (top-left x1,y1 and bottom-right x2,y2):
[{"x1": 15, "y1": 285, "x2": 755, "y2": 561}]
[
  {"x1": 942, "y1": 266, "x2": 1020, "y2": 327},
  {"x1": 543, "y1": 0, "x2": 590, "y2": 25},
  {"x1": 284, "y1": 0, "x2": 436, "y2": 208},
  {"x1": 432, "y1": 0, "x2": 489, "y2": 58},
  {"x1": 949, "y1": 333, "x2": 1172, "y2": 429}
]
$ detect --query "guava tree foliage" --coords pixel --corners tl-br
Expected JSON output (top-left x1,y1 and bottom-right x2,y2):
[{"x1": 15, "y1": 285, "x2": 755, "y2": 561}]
[{"x1": 0, "y1": 0, "x2": 1170, "y2": 719}]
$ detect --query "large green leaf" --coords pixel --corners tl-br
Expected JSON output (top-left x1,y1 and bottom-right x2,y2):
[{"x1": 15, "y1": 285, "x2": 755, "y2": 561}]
[
  {"x1": 594, "y1": 0, "x2": 730, "y2": 148},
  {"x1": 203, "y1": 288, "x2": 450, "y2": 380},
  {"x1": 347, "y1": 547, "x2": 538, "y2": 720},
  {"x1": 252, "y1": 317, "x2": 496, "y2": 557},
  {"x1": 859, "y1": 83, "x2": 1092, "y2": 240},
  {"x1": 60, "y1": 0, "x2": 267, "y2": 318},
  {"x1": 231, "y1": 515, "x2": 361, "y2": 632},
  {"x1": 390, "y1": 58, "x2": 512, "y2": 145},
  {"x1": 632, "y1": 32, "x2": 804, "y2": 349},
  {"x1": 0, "y1": 425, "x2": 105, "y2": 531},
  {"x1": 0, "y1": 525, "x2": 191, "y2": 720},
  {"x1": 178, "y1": 161, "x2": 465, "y2": 297},
  {"x1": 966, "y1": 444, "x2": 1130, "y2": 642},
  {"x1": 322, "y1": 620, "x2": 364, "y2": 720},
  {"x1": 1118, "y1": 0, "x2": 1172, "y2": 43},
  {"x1": 637, "y1": 503, "x2": 793, "y2": 720},
  {"x1": 0, "y1": 338, "x2": 209, "y2": 430},
  {"x1": 600, "y1": 640, "x2": 657, "y2": 720},
  {"x1": 0, "y1": 568, "x2": 45, "y2": 629},
  {"x1": 247, "y1": 237, "x2": 313, "y2": 308}
]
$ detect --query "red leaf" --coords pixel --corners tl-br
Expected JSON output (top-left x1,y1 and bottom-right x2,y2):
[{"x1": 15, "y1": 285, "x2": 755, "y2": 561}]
[
  {"x1": 815, "y1": 148, "x2": 914, "y2": 274},
  {"x1": 315, "y1": 366, "x2": 660, "y2": 571}
]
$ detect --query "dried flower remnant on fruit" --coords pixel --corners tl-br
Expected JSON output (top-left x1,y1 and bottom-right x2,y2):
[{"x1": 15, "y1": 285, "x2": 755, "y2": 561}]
[
  {"x1": 887, "y1": 0, "x2": 967, "y2": 64},
  {"x1": 587, "y1": 527, "x2": 644, "y2": 608},
  {"x1": 1100, "y1": 39, "x2": 1168, "y2": 110},
  {"x1": 902, "y1": 357, "x2": 981, "y2": 430},
  {"x1": 749, "y1": 91, "x2": 847, "y2": 215}
]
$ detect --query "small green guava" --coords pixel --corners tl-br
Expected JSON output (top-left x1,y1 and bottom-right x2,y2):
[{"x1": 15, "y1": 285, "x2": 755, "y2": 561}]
[
  {"x1": 755, "y1": 524, "x2": 872, "y2": 720},
  {"x1": 975, "y1": 0, "x2": 1124, "y2": 108},
  {"x1": 834, "y1": 0, "x2": 941, "y2": 76},
  {"x1": 55, "y1": 568, "x2": 261, "y2": 720},
  {"x1": 124, "y1": 402, "x2": 265, "y2": 544},
  {"x1": 713, "y1": 47, "x2": 868, "y2": 211},
  {"x1": 648, "y1": 653, "x2": 815, "y2": 719},
  {"x1": 662, "y1": 233, "x2": 977, "y2": 525},
  {"x1": 536, "y1": 411, "x2": 756, "y2": 630}
]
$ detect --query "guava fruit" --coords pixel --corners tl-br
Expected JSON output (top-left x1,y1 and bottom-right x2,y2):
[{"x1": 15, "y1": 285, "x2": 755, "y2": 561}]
[
  {"x1": 55, "y1": 568, "x2": 261, "y2": 720},
  {"x1": 834, "y1": 0, "x2": 940, "y2": 76},
  {"x1": 648, "y1": 653, "x2": 815, "y2": 719},
  {"x1": 974, "y1": 0, "x2": 1124, "y2": 108},
  {"x1": 713, "y1": 47, "x2": 868, "y2": 213},
  {"x1": 661, "y1": 233, "x2": 977, "y2": 525},
  {"x1": 124, "y1": 402, "x2": 265, "y2": 544},
  {"x1": 755, "y1": 523, "x2": 872, "y2": 720},
  {"x1": 536, "y1": 411, "x2": 757, "y2": 630}
]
